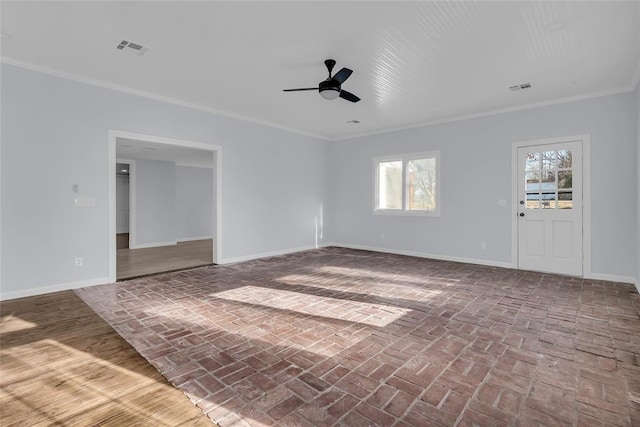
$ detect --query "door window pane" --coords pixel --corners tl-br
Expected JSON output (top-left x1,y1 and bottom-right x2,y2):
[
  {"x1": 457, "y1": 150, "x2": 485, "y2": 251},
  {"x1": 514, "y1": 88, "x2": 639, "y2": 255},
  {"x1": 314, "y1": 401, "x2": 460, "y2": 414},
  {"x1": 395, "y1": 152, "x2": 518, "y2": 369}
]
[
  {"x1": 407, "y1": 158, "x2": 436, "y2": 211},
  {"x1": 558, "y1": 191, "x2": 573, "y2": 209},
  {"x1": 543, "y1": 151, "x2": 555, "y2": 170},
  {"x1": 541, "y1": 192, "x2": 555, "y2": 209},
  {"x1": 525, "y1": 172, "x2": 540, "y2": 190},
  {"x1": 541, "y1": 171, "x2": 556, "y2": 190},
  {"x1": 557, "y1": 150, "x2": 572, "y2": 168},
  {"x1": 558, "y1": 171, "x2": 572, "y2": 189},
  {"x1": 526, "y1": 192, "x2": 540, "y2": 209},
  {"x1": 525, "y1": 153, "x2": 539, "y2": 171},
  {"x1": 378, "y1": 161, "x2": 402, "y2": 209}
]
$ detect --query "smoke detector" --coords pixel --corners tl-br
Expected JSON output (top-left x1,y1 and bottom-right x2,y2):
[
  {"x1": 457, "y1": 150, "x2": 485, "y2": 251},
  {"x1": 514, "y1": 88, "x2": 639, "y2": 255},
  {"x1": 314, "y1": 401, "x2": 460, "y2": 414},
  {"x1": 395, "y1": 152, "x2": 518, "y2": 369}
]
[
  {"x1": 116, "y1": 40, "x2": 149, "y2": 56},
  {"x1": 509, "y1": 83, "x2": 532, "y2": 91}
]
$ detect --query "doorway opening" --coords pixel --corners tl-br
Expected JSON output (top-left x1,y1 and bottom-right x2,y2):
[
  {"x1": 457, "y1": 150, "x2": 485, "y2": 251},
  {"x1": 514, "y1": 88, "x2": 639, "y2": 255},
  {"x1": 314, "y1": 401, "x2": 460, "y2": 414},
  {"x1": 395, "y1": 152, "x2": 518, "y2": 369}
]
[
  {"x1": 116, "y1": 162, "x2": 131, "y2": 249},
  {"x1": 108, "y1": 131, "x2": 221, "y2": 282}
]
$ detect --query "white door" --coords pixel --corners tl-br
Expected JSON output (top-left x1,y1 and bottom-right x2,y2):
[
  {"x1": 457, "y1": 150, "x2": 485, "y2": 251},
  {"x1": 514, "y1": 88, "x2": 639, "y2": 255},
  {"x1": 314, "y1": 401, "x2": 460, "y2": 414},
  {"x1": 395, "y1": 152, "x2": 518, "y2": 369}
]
[{"x1": 517, "y1": 141, "x2": 582, "y2": 276}]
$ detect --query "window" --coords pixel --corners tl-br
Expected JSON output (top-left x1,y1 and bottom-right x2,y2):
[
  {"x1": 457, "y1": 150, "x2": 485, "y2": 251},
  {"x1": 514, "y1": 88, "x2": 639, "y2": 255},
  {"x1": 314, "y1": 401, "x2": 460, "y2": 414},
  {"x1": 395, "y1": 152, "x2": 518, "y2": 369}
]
[
  {"x1": 374, "y1": 151, "x2": 440, "y2": 215},
  {"x1": 524, "y1": 148, "x2": 573, "y2": 209}
]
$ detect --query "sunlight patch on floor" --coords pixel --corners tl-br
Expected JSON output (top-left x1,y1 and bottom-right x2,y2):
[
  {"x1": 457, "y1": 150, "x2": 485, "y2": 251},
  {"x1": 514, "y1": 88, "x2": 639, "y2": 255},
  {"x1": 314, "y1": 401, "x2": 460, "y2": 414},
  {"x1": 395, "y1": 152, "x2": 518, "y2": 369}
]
[
  {"x1": 317, "y1": 265, "x2": 453, "y2": 286},
  {"x1": 0, "y1": 339, "x2": 191, "y2": 426},
  {"x1": 0, "y1": 315, "x2": 38, "y2": 333},
  {"x1": 278, "y1": 266, "x2": 445, "y2": 302},
  {"x1": 212, "y1": 285, "x2": 411, "y2": 328}
]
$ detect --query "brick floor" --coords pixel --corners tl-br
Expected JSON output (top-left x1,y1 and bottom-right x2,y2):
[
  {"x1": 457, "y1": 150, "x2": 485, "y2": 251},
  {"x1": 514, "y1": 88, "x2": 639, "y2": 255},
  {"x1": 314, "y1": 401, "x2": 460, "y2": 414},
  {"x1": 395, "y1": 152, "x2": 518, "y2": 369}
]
[{"x1": 76, "y1": 247, "x2": 640, "y2": 426}]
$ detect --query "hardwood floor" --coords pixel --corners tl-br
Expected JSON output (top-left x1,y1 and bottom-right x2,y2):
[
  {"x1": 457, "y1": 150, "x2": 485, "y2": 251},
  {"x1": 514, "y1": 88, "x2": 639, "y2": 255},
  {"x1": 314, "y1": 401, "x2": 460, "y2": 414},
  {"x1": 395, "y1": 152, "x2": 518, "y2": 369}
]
[
  {"x1": 0, "y1": 291, "x2": 212, "y2": 426},
  {"x1": 118, "y1": 239, "x2": 214, "y2": 280},
  {"x1": 117, "y1": 233, "x2": 130, "y2": 249}
]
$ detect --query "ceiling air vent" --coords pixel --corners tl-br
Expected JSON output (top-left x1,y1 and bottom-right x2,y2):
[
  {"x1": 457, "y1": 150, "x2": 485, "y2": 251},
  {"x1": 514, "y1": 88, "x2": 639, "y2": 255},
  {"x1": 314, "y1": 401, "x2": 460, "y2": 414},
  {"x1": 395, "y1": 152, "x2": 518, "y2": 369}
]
[
  {"x1": 509, "y1": 83, "x2": 532, "y2": 91},
  {"x1": 116, "y1": 40, "x2": 149, "y2": 56}
]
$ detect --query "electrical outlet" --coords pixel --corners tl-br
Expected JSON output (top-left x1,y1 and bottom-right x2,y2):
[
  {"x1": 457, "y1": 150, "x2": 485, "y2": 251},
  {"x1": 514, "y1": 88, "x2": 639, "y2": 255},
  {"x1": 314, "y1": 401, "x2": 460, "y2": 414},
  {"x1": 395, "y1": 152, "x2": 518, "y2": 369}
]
[
  {"x1": 380, "y1": 232, "x2": 385, "y2": 240},
  {"x1": 480, "y1": 242, "x2": 487, "y2": 250},
  {"x1": 75, "y1": 257, "x2": 83, "y2": 267}
]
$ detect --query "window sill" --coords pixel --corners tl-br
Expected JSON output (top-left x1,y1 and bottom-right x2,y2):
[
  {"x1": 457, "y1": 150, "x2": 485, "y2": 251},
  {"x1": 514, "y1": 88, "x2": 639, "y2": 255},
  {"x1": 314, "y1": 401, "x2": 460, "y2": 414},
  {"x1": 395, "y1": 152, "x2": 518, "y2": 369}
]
[{"x1": 373, "y1": 209, "x2": 440, "y2": 217}]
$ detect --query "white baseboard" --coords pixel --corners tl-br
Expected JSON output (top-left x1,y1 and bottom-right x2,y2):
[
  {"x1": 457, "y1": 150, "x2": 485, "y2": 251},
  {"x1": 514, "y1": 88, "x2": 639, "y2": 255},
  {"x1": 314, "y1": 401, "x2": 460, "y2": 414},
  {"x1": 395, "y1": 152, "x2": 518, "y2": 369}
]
[
  {"x1": 3, "y1": 246, "x2": 635, "y2": 301},
  {"x1": 333, "y1": 244, "x2": 640, "y2": 287},
  {"x1": 330, "y1": 243, "x2": 513, "y2": 269},
  {"x1": 585, "y1": 272, "x2": 638, "y2": 286},
  {"x1": 0, "y1": 277, "x2": 110, "y2": 301},
  {"x1": 130, "y1": 241, "x2": 177, "y2": 249},
  {"x1": 177, "y1": 235, "x2": 213, "y2": 242},
  {"x1": 218, "y1": 243, "x2": 331, "y2": 265}
]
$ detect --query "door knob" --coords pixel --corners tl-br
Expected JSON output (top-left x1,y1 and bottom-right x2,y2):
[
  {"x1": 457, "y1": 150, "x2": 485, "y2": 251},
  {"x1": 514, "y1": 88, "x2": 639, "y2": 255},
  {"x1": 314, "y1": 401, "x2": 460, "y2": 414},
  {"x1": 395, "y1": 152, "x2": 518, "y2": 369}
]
[{"x1": 519, "y1": 213, "x2": 525, "y2": 217}]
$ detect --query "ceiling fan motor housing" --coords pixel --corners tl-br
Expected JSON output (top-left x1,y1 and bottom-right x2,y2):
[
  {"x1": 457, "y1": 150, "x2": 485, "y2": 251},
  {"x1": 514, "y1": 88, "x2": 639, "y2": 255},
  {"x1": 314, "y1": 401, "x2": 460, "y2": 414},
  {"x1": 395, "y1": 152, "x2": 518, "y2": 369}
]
[{"x1": 319, "y1": 79, "x2": 340, "y2": 99}]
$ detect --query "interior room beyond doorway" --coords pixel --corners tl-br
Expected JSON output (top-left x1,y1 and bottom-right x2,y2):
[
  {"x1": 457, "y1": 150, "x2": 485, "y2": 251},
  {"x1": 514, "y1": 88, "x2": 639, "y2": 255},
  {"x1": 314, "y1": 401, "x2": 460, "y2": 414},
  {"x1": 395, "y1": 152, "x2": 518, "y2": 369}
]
[
  {"x1": 117, "y1": 239, "x2": 213, "y2": 280},
  {"x1": 114, "y1": 135, "x2": 217, "y2": 280}
]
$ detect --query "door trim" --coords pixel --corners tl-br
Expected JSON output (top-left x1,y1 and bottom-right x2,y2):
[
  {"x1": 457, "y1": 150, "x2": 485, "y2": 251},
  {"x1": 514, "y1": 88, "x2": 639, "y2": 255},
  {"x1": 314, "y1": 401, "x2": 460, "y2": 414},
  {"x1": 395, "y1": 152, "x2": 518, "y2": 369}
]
[
  {"x1": 510, "y1": 134, "x2": 591, "y2": 277},
  {"x1": 108, "y1": 130, "x2": 222, "y2": 283},
  {"x1": 115, "y1": 158, "x2": 135, "y2": 248}
]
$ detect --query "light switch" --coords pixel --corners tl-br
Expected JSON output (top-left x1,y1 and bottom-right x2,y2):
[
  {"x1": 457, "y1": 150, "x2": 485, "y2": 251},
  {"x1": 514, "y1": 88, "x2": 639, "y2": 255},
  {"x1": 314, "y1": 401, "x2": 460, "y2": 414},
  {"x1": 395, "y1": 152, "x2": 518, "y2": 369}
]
[
  {"x1": 74, "y1": 197, "x2": 96, "y2": 207},
  {"x1": 498, "y1": 199, "x2": 507, "y2": 207}
]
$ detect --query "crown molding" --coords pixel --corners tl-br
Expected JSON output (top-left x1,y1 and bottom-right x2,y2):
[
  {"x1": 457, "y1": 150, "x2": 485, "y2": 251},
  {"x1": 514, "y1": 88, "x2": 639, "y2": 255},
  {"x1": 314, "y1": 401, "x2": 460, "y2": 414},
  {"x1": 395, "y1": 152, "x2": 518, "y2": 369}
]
[
  {"x1": 332, "y1": 85, "x2": 637, "y2": 141},
  {"x1": 2, "y1": 56, "x2": 636, "y2": 143},
  {"x1": 0, "y1": 56, "x2": 327, "y2": 141}
]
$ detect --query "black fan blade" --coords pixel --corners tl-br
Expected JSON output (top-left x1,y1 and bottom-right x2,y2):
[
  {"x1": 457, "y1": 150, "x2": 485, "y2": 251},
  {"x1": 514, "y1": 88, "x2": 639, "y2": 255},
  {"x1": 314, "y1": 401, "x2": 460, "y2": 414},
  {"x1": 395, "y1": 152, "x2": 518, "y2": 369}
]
[
  {"x1": 283, "y1": 88, "x2": 318, "y2": 92},
  {"x1": 339, "y1": 90, "x2": 360, "y2": 103},
  {"x1": 333, "y1": 68, "x2": 353, "y2": 84}
]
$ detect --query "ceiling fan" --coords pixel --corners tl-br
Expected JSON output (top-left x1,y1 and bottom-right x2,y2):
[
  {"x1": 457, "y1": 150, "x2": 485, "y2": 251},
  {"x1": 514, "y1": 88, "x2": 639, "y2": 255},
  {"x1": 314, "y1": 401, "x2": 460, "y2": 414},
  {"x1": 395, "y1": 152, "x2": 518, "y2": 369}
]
[{"x1": 283, "y1": 59, "x2": 361, "y2": 103}]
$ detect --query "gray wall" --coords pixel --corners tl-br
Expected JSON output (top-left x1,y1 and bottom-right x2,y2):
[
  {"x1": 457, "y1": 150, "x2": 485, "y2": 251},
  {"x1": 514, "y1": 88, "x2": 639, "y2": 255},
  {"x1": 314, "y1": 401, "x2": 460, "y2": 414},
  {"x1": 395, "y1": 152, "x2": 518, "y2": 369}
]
[
  {"x1": 135, "y1": 159, "x2": 176, "y2": 247},
  {"x1": 637, "y1": 86, "x2": 640, "y2": 286},
  {"x1": 0, "y1": 63, "x2": 330, "y2": 297},
  {"x1": 329, "y1": 91, "x2": 639, "y2": 280},
  {"x1": 0, "y1": 61, "x2": 637, "y2": 298},
  {"x1": 176, "y1": 165, "x2": 213, "y2": 240}
]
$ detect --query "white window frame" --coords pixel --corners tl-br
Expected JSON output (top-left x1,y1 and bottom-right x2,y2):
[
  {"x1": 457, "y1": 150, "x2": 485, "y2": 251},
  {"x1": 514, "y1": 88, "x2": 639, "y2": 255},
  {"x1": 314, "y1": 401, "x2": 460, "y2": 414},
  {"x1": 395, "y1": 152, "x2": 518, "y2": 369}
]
[{"x1": 373, "y1": 150, "x2": 441, "y2": 216}]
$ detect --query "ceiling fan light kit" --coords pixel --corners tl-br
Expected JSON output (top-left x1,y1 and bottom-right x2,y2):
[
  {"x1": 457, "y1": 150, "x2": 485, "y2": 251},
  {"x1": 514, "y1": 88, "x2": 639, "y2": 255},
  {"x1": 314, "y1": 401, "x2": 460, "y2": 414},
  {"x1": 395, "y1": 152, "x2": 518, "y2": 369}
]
[
  {"x1": 319, "y1": 83, "x2": 340, "y2": 100},
  {"x1": 283, "y1": 59, "x2": 361, "y2": 103}
]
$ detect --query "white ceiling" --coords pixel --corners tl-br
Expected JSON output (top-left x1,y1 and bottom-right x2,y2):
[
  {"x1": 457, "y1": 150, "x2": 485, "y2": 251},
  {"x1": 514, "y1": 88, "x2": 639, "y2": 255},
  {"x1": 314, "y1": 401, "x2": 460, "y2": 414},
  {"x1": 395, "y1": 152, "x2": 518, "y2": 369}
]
[
  {"x1": 117, "y1": 138, "x2": 213, "y2": 168},
  {"x1": 2, "y1": 1, "x2": 639, "y2": 140}
]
